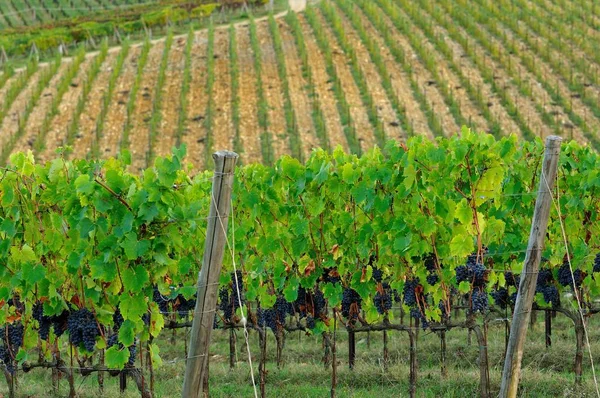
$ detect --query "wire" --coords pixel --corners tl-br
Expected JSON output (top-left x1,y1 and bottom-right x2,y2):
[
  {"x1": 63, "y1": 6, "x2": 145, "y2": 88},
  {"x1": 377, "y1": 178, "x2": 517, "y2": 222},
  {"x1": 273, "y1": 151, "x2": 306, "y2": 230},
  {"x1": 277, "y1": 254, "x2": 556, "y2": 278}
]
[{"x1": 210, "y1": 171, "x2": 259, "y2": 398}]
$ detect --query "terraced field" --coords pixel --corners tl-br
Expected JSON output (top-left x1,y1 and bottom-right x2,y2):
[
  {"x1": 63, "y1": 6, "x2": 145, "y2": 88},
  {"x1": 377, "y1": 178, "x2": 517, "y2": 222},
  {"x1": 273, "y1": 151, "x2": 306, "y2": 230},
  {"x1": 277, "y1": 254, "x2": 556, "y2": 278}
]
[{"x1": 1, "y1": 0, "x2": 599, "y2": 171}]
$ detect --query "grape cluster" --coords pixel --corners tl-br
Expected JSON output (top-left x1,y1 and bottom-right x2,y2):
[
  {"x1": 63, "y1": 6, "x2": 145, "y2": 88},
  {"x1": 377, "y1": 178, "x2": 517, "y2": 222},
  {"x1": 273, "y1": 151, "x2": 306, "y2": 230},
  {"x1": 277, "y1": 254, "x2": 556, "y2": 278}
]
[
  {"x1": 456, "y1": 255, "x2": 487, "y2": 287},
  {"x1": 426, "y1": 273, "x2": 439, "y2": 286},
  {"x1": 219, "y1": 288, "x2": 233, "y2": 321},
  {"x1": 175, "y1": 295, "x2": 196, "y2": 317},
  {"x1": 409, "y1": 307, "x2": 429, "y2": 329},
  {"x1": 306, "y1": 315, "x2": 316, "y2": 330},
  {"x1": 424, "y1": 254, "x2": 436, "y2": 272},
  {"x1": 230, "y1": 271, "x2": 245, "y2": 308},
  {"x1": 403, "y1": 278, "x2": 419, "y2": 306},
  {"x1": 490, "y1": 287, "x2": 509, "y2": 309},
  {"x1": 471, "y1": 289, "x2": 488, "y2": 313},
  {"x1": 594, "y1": 253, "x2": 600, "y2": 273},
  {"x1": 294, "y1": 287, "x2": 307, "y2": 317},
  {"x1": 0, "y1": 323, "x2": 24, "y2": 374},
  {"x1": 52, "y1": 310, "x2": 70, "y2": 338},
  {"x1": 372, "y1": 266, "x2": 383, "y2": 283},
  {"x1": 341, "y1": 288, "x2": 362, "y2": 319},
  {"x1": 33, "y1": 302, "x2": 52, "y2": 340},
  {"x1": 374, "y1": 291, "x2": 392, "y2": 314},
  {"x1": 557, "y1": 262, "x2": 584, "y2": 289},
  {"x1": 107, "y1": 334, "x2": 137, "y2": 366},
  {"x1": 541, "y1": 285, "x2": 560, "y2": 306},
  {"x1": 153, "y1": 286, "x2": 170, "y2": 314},
  {"x1": 256, "y1": 296, "x2": 292, "y2": 332},
  {"x1": 312, "y1": 289, "x2": 326, "y2": 316},
  {"x1": 504, "y1": 271, "x2": 520, "y2": 287},
  {"x1": 67, "y1": 309, "x2": 101, "y2": 352},
  {"x1": 113, "y1": 308, "x2": 124, "y2": 332},
  {"x1": 322, "y1": 268, "x2": 341, "y2": 284}
]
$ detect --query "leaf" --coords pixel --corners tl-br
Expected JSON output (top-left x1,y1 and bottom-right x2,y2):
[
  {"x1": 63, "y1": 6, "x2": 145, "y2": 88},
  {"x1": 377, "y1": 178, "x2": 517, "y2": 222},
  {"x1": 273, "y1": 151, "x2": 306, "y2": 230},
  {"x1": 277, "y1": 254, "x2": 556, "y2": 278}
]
[
  {"x1": 450, "y1": 226, "x2": 474, "y2": 258},
  {"x1": 122, "y1": 265, "x2": 149, "y2": 293},
  {"x1": 118, "y1": 320, "x2": 136, "y2": 346},
  {"x1": 105, "y1": 346, "x2": 129, "y2": 370},
  {"x1": 74, "y1": 174, "x2": 94, "y2": 196},
  {"x1": 455, "y1": 199, "x2": 472, "y2": 225}
]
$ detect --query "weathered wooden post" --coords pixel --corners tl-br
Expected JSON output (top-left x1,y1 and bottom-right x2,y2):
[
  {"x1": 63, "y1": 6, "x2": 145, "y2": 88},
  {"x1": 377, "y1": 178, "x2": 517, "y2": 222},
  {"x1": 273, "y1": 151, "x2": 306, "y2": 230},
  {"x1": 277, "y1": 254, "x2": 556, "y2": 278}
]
[
  {"x1": 499, "y1": 136, "x2": 562, "y2": 398},
  {"x1": 182, "y1": 151, "x2": 238, "y2": 398}
]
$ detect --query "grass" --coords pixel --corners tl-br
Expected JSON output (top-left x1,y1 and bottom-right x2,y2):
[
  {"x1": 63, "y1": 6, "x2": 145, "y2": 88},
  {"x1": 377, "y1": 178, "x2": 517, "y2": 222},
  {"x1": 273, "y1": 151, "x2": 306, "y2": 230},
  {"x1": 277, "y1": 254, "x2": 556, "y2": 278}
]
[{"x1": 4, "y1": 310, "x2": 600, "y2": 397}]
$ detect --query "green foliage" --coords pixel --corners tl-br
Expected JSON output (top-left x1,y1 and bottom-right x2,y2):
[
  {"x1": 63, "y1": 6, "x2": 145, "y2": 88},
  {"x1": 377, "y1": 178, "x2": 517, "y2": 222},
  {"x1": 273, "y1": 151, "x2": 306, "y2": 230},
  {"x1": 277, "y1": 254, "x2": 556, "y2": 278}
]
[{"x1": 3, "y1": 132, "x2": 600, "y2": 363}]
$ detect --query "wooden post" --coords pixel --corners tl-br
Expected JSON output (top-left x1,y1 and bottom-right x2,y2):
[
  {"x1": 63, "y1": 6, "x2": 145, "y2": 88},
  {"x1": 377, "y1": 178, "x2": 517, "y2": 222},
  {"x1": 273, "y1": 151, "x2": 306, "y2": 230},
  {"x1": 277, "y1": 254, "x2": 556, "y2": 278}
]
[
  {"x1": 259, "y1": 327, "x2": 267, "y2": 398},
  {"x1": 120, "y1": 371, "x2": 127, "y2": 393},
  {"x1": 98, "y1": 349, "x2": 104, "y2": 393},
  {"x1": 182, "y1": 151, "x2": 239, "y2": 398},
  {"x1": 348, "y1": 329, "x2": 356, "y2": 370},
  {"x1": 229, "y1": 328, "x2": 236, "y2": 369},
  {"x1": 545, "y1": 310, "x2": 551, "y2": 348},
  {"x1": 440, "y1": 330, "x2": 447, "y2": 379},
  {"x1": 408, "y1": 330, "x2": 417, "y2": 398},
  {"x1": 383, "y1": 330, "x2": 389, "y2": 372},
  {"x1": 499, "y1": 136, "x2": 562, "y2": 398}
]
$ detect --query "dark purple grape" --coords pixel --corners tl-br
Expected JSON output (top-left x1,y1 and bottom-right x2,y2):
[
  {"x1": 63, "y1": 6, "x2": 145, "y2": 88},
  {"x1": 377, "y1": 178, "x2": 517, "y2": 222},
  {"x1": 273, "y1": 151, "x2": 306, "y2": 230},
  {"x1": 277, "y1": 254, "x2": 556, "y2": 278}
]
[
  {"x1": 341, "y1": 288, "x2": 362, "y2": 319},
  {"x1": 471, "y1": 289, "x2": 488, "y2": 313},
  {"x1": 403, "y1": 278, "x2": 419, "y2": 306}
]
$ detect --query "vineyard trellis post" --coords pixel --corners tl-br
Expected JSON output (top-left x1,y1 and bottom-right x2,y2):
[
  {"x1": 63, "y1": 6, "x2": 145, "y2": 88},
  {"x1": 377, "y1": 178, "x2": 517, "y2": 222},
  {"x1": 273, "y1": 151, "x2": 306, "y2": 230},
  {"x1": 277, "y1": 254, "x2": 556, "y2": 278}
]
[
  {"x1": 182, "y1": 150, "x2": 239, "y2": 398},
  {"x1": 499, "y1": 135, "x2": 562, "y2": 398}
]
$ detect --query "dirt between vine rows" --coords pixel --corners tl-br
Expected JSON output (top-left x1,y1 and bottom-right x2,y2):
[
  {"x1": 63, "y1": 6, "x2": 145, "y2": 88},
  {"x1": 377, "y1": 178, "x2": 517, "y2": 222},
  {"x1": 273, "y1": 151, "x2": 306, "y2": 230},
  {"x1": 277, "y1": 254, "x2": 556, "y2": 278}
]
[
  {"x1": 180, "y1": 33, "x2": 209, "y2": 170},
  {"x1": 333, "y1": 2, "x2": 406, "y2": 143},
  {"x1": 11, "y1": 59, "x2": 72, "y2": 154},
  {"x1": 315, "y1": 9, "x2": 377, "y2": 153},
  {"x1": 297, "y1": 15, "x2": 350, "y2": 152},
  {"x1": 278, "y1": 19, "x2": 321, "y2": 159},
  {"x1": 70, "y1": 50, "x2": 120, "y2": 159},
  {"x1": 37, "y1": 55, "x2": 98, "y2": 164},
  {"x1": 154, "y1": 37, "x2": 186, "y2": 160},
  {"x1": 13, "y1": 60, "x2": 78, "y2": 152},
  {"x1": 489, "y1": 11, "x2": 600, "y2": 143},
  {"x1": 257, "y1": 20, "x2": 290, "y2": 160},
  {"x1": 0, "y1": 66, "x2": 44, "y2": 151},
  {"x1": 391, "y1": 3, "x2": 490, "y2": 134},
  {"x1": 235, "y1": 24, "x2": 263, "y2": 165},
  {"x1": 426, "y1": 21, "x2": 522, "y2": 137},
  {"x1": 210, "y1": 29, "x2": 234, "y2": 158},
  {"x1": 97, "y1": 46, "x2": 142, "y2": 159},
  {"x1": 372, "y1": 9, "x2": 460, "y2": 137},
  {"x1": 354, "y1": 6, "x2": 433, "y2": 139},
  {"x1": 128, "y1": 41, "x2": 165, "y2": 172}
]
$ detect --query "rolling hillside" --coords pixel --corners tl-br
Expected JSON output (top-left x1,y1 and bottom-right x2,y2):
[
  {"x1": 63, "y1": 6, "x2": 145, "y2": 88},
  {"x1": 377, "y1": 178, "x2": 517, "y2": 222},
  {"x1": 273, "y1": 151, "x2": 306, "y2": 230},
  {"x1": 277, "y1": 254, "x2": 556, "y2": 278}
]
[{"x1": 0, "y1": 0, "x2": 599, "y2": 171}]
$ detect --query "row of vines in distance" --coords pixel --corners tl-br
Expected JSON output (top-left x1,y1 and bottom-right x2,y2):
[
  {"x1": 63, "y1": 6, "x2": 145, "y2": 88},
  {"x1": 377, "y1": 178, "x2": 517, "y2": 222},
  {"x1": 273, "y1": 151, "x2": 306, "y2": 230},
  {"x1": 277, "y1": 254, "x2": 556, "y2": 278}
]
[{"x1": 2, "y1": 0, "x2": 600, "y2": 169}]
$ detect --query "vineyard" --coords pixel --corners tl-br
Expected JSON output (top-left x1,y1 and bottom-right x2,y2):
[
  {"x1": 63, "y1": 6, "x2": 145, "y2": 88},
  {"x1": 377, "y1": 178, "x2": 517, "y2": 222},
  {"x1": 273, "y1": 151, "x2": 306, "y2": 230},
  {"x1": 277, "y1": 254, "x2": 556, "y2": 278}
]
[
  {"x1": 1, "y1": 133, "x2": 600, "y2": 397},
  {"x1": 0, "y1": 0, "x2": 598, "y2": 171},
  {"x1": 2, "y1": 0, "x2": 600, "y2": 397}
]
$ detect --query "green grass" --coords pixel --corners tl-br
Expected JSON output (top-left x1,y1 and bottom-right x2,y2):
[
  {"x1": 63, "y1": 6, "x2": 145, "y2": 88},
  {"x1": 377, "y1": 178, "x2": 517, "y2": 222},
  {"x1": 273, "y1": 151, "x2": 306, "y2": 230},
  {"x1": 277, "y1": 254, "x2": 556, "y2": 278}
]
[{"x1": 3, "y1": 310, "x2": 600, "y2": 397}]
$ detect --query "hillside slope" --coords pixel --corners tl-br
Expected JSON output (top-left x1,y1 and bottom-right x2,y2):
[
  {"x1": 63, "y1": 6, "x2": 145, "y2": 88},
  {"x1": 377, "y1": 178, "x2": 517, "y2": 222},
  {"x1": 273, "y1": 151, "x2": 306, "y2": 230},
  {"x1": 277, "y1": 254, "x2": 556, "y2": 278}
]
[{"x1": 0, "y1": 0, "x2": 599, "y2": 171}]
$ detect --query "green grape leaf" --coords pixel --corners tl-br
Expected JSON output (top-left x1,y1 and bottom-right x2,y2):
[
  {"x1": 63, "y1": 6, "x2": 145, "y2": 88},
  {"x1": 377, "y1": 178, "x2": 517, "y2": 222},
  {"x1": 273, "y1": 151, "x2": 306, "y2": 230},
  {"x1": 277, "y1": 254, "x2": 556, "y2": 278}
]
[
  {"x1": 118, "y1": 320, "x2": 136, "y2": 346},
  {"x1": 105, "y1": 346, "x2": 129, "y2": 370}
]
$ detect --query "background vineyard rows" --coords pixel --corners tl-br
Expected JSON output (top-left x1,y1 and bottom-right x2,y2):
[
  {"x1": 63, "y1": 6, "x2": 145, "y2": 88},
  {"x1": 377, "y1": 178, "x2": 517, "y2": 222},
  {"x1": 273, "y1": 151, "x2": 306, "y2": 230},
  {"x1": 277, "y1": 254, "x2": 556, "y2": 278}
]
[{"x1": 1, "y1": 0, "x2": 600, "y2": 171}]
